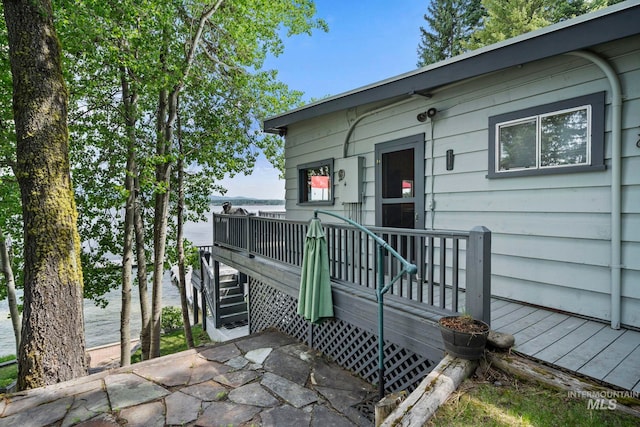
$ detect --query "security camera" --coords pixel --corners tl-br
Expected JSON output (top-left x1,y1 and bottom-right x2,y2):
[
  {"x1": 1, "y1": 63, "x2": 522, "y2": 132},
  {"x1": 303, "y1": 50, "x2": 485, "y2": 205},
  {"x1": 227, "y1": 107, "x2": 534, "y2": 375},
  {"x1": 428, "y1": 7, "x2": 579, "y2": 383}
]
[
  {"x1": 417, "y1": 112, "x2": 428, "y2": 122},
  {"x1": 427, "y1": 107, "x2": 437, "y2": 118}
]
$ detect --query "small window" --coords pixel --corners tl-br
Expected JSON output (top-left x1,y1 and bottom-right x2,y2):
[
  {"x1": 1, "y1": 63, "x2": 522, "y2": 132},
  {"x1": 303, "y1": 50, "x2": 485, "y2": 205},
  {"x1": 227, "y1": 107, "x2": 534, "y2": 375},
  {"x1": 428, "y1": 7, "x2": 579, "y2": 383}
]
[
  {"x1": 488, "y1": 92, "x2": 605, "y2": 178},
  {"x1": 298, "y1": 159, "x2": 334, "y2": 205}
]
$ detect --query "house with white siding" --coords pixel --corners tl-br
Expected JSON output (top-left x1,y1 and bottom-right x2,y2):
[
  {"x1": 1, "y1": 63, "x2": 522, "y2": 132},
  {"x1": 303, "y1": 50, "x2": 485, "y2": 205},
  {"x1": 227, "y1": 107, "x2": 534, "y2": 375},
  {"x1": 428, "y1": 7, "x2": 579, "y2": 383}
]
[{"x1": 263, "y1": 2, "x2": 640, "y2": 330}]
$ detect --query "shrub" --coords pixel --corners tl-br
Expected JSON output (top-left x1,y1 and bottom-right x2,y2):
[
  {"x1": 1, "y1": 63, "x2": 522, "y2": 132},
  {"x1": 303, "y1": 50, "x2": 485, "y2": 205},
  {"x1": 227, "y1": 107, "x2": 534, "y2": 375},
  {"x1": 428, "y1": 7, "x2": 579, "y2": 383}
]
[{"x1": 161, "y1": 306, "x2": 184, "y2": 332}]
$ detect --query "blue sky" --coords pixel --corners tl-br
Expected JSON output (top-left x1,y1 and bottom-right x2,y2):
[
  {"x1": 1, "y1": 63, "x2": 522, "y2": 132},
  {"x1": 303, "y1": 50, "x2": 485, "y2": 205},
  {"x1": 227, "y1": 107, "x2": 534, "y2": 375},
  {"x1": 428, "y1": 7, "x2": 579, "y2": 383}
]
[{"x1": 219, "y1": 1, "x2": 429, "y2": 199}]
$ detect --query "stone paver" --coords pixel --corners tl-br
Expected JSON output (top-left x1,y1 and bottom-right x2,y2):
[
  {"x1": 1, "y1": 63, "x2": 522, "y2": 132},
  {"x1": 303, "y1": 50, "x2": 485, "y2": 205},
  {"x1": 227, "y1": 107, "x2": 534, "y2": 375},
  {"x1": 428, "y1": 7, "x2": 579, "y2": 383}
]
[
  {"x1": 103, "y1": 373, "x2": 170, "y2": 410},
  {"x1": 62, "y1": 387, "x2": 110, "y2": 427},
  {"x1": 165, "y1": 391, "x2": 202, "y2": 425},
  {"x1": 180, "y1": 381, "x2": 228, "y2": 401},
  {"x1": 214, "y1": 369, "x2": 259, "y2": 388},
  {"x1": 0, "y1": 396, "x2": 73, "y2": 427},
  {"x1": 264, "y1": 347, "x2": 312, "y2": 385},
  {"x1": 261, "y1": 372, "x2": 318, "y2": 408},
  {"x1": 197, "y1": 401, "x2": 262, "y2": 426},
  {"x1": 261, "y1": 404, "x2": 312, "y2": 426},
  {"x1": 225, "y1": 355, "x2": 249, "y2": 369},
  {"x1": 0, "y1": 330, "x2": 376, "y2": 426},
  {"x1": 199, "y1": 342, "x2": 241, "y2": 362},
  {"x1": 245, "y1": 347, "x2": 272, "y2": 364},
  {"x1": 228, "y1": 382, "x2": 279, "y2": 407},
  {"x1": 118, "y1": 401, "x2": 164, "y2": 427}
]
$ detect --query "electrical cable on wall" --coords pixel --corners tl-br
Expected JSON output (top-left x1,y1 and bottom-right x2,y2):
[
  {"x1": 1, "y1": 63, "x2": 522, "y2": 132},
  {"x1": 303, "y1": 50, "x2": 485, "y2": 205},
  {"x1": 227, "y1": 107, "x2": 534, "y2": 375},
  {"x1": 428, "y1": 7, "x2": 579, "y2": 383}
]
[{"x1": 429, "y1": 111, "x2": 437, "y2": 230}]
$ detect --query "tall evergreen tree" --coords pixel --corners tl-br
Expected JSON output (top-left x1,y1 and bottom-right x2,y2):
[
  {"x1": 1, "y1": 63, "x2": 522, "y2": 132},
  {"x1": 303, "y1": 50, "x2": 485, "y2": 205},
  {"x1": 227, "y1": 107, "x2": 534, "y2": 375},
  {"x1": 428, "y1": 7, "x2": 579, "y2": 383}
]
[
  {"x1": 417, "y1": 0, "x2": 483, "y2": 67},
  {"x1": 467, "y1": 0, "x2": 610, "y2": 49}
]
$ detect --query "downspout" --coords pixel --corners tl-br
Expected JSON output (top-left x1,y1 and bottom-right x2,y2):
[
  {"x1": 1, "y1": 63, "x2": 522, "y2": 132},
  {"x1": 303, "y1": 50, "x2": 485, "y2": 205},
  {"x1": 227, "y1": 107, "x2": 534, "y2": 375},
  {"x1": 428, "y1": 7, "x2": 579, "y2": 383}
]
[
  {"x1": 565, "y1": 50, "x2": 622, "y2": 329},
  {"x1": 343, "y1": 93, "x2": 431, "y2": 158}
]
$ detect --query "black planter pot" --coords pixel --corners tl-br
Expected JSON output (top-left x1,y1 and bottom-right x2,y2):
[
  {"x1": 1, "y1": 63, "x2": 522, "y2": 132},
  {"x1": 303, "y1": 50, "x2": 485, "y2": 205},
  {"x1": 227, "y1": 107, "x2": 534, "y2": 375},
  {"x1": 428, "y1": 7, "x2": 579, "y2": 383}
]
[{"x1": 438, "y1": 316, "x2": 490, "y2": 360}]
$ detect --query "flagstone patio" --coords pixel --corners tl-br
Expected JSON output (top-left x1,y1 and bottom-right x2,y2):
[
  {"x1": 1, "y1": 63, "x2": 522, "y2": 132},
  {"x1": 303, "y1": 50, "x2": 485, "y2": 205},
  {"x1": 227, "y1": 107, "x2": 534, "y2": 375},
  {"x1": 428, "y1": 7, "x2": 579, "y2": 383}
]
[{"x1": 0, "y1": 329, "x2": 376, "y2": 427}]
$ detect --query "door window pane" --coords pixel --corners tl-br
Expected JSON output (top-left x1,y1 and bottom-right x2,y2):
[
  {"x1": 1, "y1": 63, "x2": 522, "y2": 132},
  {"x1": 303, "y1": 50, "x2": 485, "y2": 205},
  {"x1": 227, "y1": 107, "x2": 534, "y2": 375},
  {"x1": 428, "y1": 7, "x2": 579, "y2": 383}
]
[
  {"x1": 382, "y1": 203, "x2": 415, "y2": 229},
  {"x1": 402, "y1": 180, "x2": 413, "y2": 197},
  {"x1": 382, "y1": 149, "x2": 414, "y2": 198}
]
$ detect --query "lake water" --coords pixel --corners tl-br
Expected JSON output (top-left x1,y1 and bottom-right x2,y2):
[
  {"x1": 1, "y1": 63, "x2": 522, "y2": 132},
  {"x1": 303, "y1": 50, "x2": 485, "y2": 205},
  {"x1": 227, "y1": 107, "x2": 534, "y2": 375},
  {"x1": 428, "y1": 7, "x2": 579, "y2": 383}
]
[{"x1": 0, "y1": 204, "x2": 284, "y2": 357}]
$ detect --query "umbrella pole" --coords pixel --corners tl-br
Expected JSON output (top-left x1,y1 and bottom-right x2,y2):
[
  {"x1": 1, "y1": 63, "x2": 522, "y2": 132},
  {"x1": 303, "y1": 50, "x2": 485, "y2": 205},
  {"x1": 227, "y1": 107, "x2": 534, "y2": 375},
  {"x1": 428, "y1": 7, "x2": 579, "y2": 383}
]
[
  {"x1": 377, "y1": 244, "x2": 385, "y2": 400},
  {"x1": 313, "y1": 209, "x2": 417, "y2": 401}
]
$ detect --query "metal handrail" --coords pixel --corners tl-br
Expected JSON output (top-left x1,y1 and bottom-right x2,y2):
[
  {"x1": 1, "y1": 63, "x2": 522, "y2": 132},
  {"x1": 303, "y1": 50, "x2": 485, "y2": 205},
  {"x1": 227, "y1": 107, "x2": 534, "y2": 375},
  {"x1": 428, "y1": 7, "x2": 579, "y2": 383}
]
[{"x1": 314, "y1": 209, "x2": 417, "y2": 399}]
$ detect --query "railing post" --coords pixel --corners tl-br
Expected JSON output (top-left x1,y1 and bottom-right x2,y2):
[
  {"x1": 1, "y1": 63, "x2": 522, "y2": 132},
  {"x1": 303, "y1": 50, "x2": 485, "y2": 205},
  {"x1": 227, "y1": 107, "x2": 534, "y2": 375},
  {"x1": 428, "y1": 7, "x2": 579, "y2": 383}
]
[
  {"x1": 194, "y1": 250, "x2": 202, "y2": 325},
  {"x1": 465, "y1": 226, "x2": 491, "y2": 326},
  {"x1": 213, "y1": 259, "x2": 221, "y2": 328},
  {"x1": 245, "y1": 215, "x2": 250, "y2": 253},
  {"x1": 201, "y1": 250, "x2": 211, "y2": 331}
]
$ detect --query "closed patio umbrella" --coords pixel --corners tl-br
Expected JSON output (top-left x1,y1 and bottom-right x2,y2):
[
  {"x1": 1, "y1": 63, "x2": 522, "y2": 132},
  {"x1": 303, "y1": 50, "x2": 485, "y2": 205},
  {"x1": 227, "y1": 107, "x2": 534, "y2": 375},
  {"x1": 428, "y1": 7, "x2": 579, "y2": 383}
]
[{"x1": 297, "y1": 217, "x2": 333, "y2": 323}]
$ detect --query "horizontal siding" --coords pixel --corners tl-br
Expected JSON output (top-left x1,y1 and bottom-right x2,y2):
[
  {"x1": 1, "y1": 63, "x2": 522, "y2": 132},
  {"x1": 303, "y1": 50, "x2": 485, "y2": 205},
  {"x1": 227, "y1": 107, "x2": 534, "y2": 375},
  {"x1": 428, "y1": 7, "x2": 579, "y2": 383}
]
[
  {"x1": 436, "y1": 211, "x2": 611, "y2": 240},
  {"x1": 492, "y1": 254, "x2": 609, "y2": 294},
  {"x1": 283, "y1": 34, "x2": 640, "y2": 327},
  {"x1": 491, "y1": 276, "x2": 613, "y2": 320},
  {"x1": 434, "y1": 186, "x2": 611, "y2": 213}
]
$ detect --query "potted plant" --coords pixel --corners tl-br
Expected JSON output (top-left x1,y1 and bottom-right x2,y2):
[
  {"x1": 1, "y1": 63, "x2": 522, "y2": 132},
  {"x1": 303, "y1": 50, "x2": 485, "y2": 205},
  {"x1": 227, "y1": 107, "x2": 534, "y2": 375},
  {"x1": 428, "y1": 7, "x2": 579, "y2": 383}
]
[{"x1": 438, "y1": 314, "x2": 489, "y2": 360}]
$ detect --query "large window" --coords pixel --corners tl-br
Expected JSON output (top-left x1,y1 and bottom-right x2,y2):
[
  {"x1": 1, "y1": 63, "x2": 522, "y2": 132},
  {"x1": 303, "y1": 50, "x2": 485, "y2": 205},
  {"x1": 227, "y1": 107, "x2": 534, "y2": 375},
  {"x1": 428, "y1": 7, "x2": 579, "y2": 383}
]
[
  {"x1": 297, "y1": 159, "x2": 334, "y2": 205},
  {"x1": 488, "y1": 92, "x2": 605, "y2": 178}
]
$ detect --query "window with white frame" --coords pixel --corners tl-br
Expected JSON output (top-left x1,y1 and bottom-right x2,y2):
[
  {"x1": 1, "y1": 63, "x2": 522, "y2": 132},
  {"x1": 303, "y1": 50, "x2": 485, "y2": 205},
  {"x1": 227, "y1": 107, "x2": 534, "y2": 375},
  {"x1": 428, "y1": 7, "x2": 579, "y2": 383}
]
[{"x1": 488, "y1": 92, "x2": 605, "y2": 178}]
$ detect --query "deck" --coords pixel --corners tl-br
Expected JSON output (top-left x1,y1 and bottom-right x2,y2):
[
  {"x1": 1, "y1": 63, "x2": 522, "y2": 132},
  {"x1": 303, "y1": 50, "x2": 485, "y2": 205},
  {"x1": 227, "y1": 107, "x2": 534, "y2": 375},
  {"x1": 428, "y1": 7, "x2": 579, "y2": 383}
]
[
  {"x1": 205, "y1": 213, "x2": 639, "y2": 395},
  {"x1": 491, "y1": 298, "x2": 640, "y2": 393}
]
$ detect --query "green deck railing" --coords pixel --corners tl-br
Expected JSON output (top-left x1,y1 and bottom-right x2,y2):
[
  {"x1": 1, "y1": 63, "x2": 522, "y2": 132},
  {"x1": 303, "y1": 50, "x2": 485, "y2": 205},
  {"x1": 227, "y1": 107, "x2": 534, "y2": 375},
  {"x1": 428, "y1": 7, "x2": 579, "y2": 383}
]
[{"x1": 313, "y1": 210, "x2": 417, "y2": 399}]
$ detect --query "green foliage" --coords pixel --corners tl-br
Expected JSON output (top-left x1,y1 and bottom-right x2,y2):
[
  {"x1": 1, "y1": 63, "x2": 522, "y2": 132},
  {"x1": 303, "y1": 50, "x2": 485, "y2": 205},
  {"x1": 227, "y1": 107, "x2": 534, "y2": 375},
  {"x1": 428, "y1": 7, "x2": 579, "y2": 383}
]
[
  {"x1": 417, "y1": 0, "x2": 484, "y2": 66},
  {"x1": 467, "y1": 0, "x2": 610, "y2": 49},
  {"x1": 161, "y1": 306, "x2": 184, "y2": 331},
  {"x1": 419, "y1": 0, "x2": 619, "y2": 64},
  {"x1": 0, "y1": 354, "x2": 16, "y2": 363},
  {"x1": 130, "y1": 323, "x2": 210, "y2": 363},
  {"x1": 184, "y1": 241, "x2": 202, "y2": 270},
  {"x1": 0, "y1": 362, "x2": 17, "y2": 389},
  {"x1": 51, "y1": 0, "x2": 327, "y2": 309}
]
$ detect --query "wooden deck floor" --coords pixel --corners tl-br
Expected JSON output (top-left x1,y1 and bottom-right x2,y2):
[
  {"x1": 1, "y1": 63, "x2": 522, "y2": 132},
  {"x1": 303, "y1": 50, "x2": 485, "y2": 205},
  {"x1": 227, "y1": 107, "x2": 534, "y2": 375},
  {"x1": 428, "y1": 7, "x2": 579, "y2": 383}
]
[{"x1": 490, "y1": 298, "x2": 640, "y2": 393}]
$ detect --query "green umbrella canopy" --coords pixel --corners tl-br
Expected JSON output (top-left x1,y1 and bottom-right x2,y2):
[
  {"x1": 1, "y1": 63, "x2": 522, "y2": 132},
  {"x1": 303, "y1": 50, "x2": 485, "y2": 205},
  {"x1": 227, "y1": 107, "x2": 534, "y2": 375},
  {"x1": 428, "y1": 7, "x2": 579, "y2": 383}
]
[{"x1": 298, "y1": 217, "x2": 334, "y2": 323}]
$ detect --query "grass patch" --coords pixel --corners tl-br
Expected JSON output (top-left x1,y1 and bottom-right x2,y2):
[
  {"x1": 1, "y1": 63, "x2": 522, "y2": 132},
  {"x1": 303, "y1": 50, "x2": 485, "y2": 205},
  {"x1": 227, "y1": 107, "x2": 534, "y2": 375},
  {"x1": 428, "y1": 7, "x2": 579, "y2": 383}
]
[
  {"x1": 428, "y1": 365, "x2": 639, "y2": 427},
  {"x1": 0, "y1": 325, "x2": 211, "y2": 388},
  {"x1": 0, "y1": 355, "x2": 17, "y2": 389},
  {"x1": 0, "y1": 354, "x2": 16, "y2": 363},
  {"x1": 131, "y1": 324, "x2": 211, "y2": 364}
]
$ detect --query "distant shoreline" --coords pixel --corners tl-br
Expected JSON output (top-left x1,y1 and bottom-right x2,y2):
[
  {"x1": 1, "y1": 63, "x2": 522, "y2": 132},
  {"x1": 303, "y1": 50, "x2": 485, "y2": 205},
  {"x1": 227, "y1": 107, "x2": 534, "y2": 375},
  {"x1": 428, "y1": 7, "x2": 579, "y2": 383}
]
[{"x1": 209, "y1": 197, "x2": 284, "y2": 206}]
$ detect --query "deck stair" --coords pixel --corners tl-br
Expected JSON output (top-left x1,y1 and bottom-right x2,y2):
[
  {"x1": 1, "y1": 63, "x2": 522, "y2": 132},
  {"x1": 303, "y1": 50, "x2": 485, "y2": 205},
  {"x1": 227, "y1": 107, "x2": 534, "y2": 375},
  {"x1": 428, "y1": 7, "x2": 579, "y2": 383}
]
[{"x1": 217, "y1": 272, "x2": 248, "y2": 327}]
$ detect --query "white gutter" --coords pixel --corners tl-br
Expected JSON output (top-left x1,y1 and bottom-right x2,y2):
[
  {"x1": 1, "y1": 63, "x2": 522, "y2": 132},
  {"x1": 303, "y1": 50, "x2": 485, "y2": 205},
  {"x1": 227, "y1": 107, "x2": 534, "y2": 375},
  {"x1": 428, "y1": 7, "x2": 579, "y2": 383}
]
[{"x1": 565, "y1": 50, "x2": 623, "y2": 329}]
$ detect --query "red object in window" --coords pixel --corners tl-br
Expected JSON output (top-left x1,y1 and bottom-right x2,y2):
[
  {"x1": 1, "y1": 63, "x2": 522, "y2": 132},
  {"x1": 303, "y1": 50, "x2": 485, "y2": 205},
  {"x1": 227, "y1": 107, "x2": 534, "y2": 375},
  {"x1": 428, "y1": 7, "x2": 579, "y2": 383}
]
[{"x1": 311, "y1": 175, "x2": 329, "y2": 189}]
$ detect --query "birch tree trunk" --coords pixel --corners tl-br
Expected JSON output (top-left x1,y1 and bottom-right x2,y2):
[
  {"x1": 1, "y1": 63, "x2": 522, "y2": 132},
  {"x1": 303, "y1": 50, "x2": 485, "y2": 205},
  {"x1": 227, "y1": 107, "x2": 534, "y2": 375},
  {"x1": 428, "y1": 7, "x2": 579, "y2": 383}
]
[
  {"x1": 0, "y1": 231, "x2": 20, "y2": 357},
  {"x1": 176, "y1": 100, "x2": 194, "y2": 348},
  {"x1": 4, "y1": 0, "x2": 87, "y2": 389},
  {"x1": 133, "y1": 176, "x2": 151, "y2": 360},
  {"x1": 119, "y1": 65, "x2": 137, "y2": 367}
]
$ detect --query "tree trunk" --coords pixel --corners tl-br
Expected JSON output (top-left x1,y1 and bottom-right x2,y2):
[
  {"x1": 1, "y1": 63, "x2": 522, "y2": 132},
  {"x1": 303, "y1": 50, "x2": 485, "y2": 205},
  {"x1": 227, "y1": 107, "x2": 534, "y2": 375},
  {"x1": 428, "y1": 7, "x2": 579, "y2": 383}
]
[
  {"x1": 148, "y1": 4, "x2": 217, "y2": 357},
  {"x1": 149, "y1": 85, "x2": 169, "y2": 359},
  {"x1": 0, "y1": 231, "x2": 20, "y2": 357},
  {"x1": 133, "y1": 175, "x2": 151, "y2": 360},
  {"x1": 150, "y1": 177, "x2": 169, "y2": 359},
  {"x1": 119, "y1": 65, "x2": 137, "y2": 367},
  {"x1": 4, "y1": 0, "x2": 87, "y2": 389},
  {"x1": 176, "y1": 98, "x2": 194, "y2": 348}
]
